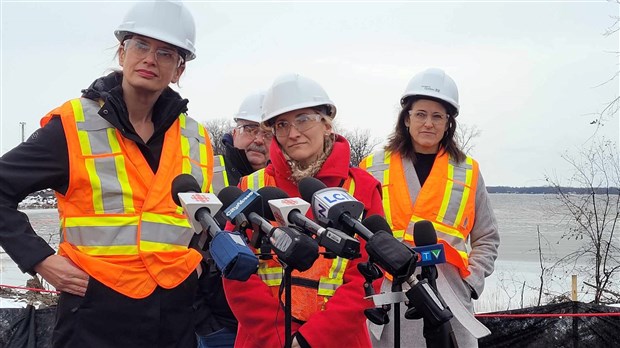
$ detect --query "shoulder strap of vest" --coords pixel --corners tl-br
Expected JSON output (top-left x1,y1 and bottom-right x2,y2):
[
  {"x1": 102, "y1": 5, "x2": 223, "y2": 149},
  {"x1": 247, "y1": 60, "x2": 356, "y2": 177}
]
[{"x1": 209, "y1": 155, "x2": 229, "y2": 195}]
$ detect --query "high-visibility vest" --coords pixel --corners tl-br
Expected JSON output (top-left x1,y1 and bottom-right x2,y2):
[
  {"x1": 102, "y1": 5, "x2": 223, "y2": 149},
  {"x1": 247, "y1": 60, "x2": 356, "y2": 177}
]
[
  {"x1": 361, "y1": 150, "x2": 478, "y2": 278},
  {"x1": 240, "y1": 169, "x2": 356, "y2": 322},
  {"x1": 209, "y1": 155, "x2": 230, "y2": 195},
  {"x1": 40, "y1": 98, "x2": 214, "y2": 298}
]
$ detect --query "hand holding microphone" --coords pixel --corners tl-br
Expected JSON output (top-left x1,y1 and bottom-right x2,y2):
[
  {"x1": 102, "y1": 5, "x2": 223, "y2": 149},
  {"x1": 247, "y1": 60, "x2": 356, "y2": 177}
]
[{"x1": 171, "y1": 174, "x2": 258, "y2": 281}]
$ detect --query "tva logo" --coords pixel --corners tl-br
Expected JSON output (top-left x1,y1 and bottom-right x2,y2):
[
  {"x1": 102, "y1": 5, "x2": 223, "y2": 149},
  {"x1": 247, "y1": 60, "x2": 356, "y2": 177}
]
[{"x1": 419, "y1": 249, "x2": 442, "y2": 262}]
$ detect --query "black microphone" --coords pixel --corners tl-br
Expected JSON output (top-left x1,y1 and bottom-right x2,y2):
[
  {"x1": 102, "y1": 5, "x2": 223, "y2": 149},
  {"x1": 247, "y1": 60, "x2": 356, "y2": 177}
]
[
  {"x1": 361, "y1": 215, "x2": 417, "y2": 282},
  {"x1": 243, "y1": 187, "x2": 319, "y2": 271},
  {"x1": 404, "y1": 220, "x2": 454, "y2": 335},
  {"x1": 171, "y1": 174, "x2": 258, "y2": 281},
  {"x1": 262, "y1": 186, "x2": 361, "y2": 259},
  {"x1": 299, "y1": 177, "x2": 374, "y2": 240},
  {"x1": 218, "y1": 186, "x2": 261, "y2": 232}
]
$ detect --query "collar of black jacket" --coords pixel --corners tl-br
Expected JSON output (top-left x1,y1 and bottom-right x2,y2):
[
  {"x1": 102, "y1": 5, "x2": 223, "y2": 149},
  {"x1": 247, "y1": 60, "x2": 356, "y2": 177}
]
[{"x1": 80, "y1": 71, "x2": 189, "y2": 144}]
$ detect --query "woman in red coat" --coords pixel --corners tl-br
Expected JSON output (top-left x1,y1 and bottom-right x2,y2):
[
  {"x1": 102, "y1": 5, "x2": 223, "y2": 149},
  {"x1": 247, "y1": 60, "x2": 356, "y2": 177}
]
[{"x1": 223, "y1": 73, "x2": 384, "y2": 348}]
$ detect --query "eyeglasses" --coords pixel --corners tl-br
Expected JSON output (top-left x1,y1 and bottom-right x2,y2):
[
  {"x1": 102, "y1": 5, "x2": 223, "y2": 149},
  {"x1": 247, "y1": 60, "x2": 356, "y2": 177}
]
[
  {"x1": 273, "y1": 114, "x2": 322, "y2": 138},
  {"x1": 123, "y1": 38, "x2": 183, "y2": 67},
  {"x1": 409, "y1": 110, "x2": 448, "y2": 125},
  {"x1": 236, "y1": 124, "x2": 273, "y2": 140}
]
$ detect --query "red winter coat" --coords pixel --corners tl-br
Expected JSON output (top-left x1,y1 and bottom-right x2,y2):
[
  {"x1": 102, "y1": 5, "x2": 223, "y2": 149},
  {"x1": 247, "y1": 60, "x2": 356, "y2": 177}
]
[{"x1": 223, "y1": 135, "x2": 384, "y2": 348}]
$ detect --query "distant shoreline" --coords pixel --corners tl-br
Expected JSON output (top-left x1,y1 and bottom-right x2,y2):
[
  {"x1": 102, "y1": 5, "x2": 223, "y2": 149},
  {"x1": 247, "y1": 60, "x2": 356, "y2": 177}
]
[{"x1": 486, "y1": 186, "x2": 620, "y2": 194}]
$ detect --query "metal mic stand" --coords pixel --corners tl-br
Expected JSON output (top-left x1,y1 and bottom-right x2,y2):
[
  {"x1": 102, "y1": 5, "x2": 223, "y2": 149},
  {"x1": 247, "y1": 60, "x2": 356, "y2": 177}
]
[
  {"x1": 283, "y1": 264, "x2": 293, "y2": 348},
  {"x1": 405, "y1": 266, "x2": 458, "y2": 348}
]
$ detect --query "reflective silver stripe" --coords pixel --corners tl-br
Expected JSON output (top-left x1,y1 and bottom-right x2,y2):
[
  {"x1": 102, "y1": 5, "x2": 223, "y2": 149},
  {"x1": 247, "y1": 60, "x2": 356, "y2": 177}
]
[
  {"x1": 366, "y1": 150, "x2": 388, "y2": 184},
  {"x1": 329, "y1": 257, "x2": 346, "y2": 279},
  {"x1": 210, "y1": 155, "x2": 227, "y2": 194},
  {"x1": 247, "y1": 170, "x2": 262, "y2": 189},
  {"x1": 181, "y1": 117, "x2": 207, "y2": 189},
  {"x1": 141, "y1": 221, "x2": 194, "y2": 246},
  {"x1": 258, "y1": 272, "x2": 283, "y2": 282},
  {"x1": 318, "y1": 282, "x2": 339, "y2": 292},
  {"x1": 65, "y1": 225, "x2": 137, "y2": 246},
  {"x1": 441, "y1": 160, "x2": 472, "y2": 226},
  {"x1": 76, "y1": 99, "x2": 115, "y2": 155},
  {"x1": 76, "y1": 99, "x2": 126, "y2": 213},
  {"x1": 93, "y1": 156, "x2": 125, "y2": 213},
  {"x1": 436, "y1": 231, "x2": 468, "y2": 253},
  {"x1": 401, "y1": 156, "x2": 419, "y2": 204}
]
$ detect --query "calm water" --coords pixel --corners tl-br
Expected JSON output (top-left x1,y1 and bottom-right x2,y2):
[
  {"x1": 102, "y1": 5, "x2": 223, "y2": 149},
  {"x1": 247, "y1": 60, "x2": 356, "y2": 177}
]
[{"x1": 0, "y1": 195, "x2": 607, "y2": 311}]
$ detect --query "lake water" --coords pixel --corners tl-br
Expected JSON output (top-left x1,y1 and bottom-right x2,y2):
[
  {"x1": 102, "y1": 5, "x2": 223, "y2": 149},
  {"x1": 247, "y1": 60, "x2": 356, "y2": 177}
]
[{"x1": 0, "y1": 194, "x2": 611, "y2": 311}]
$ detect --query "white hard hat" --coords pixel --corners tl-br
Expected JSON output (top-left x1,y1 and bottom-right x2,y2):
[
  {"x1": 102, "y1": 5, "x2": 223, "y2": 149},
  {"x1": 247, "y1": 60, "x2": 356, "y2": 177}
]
[
  {"x1": 401, "y1": 68, "x2": 460, "y2": 117},
  {"x1": 234, "y1": 91, "x2": 266, "y2": 123},
  {"x1": 115, "y1": 0, "x2": 197, "y2": 61},
  {"x1": 262, "y1": 73, "x2": 336, "y2": 124}
]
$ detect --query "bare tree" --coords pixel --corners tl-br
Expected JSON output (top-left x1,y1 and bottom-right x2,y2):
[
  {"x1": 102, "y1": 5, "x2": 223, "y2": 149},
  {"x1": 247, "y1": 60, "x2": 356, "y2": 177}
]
[
  {"x1": 545, "y1": 139, "x2": 620, "y2": 304},
  {"x1": 339, "y1": 128, "x2": 381, "y2": 166},
  {"x1": 455, "y1": 123, "x2": 481, "y2": 155},
  {"x1": 203, "y1": 118, "x2": 232, "y2": 156},
  {"x1": 589, "y1": 3, "x2": 619, "y2": 131}
]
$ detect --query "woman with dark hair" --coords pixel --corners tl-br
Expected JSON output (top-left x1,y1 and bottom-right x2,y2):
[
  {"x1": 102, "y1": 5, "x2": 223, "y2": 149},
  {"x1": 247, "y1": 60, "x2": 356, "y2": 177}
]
[{"x1": 361, "y1": 68, "x2": 500, "y2": 347}]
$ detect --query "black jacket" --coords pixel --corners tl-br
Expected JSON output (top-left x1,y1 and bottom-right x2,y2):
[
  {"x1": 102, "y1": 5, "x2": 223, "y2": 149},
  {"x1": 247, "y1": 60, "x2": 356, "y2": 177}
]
[
  {"x1": 0, "y1": 71, "x2": 188, "y2": 273},
  {"x1": 221, "y1": 133, "x2": 255, "y2": 187}
]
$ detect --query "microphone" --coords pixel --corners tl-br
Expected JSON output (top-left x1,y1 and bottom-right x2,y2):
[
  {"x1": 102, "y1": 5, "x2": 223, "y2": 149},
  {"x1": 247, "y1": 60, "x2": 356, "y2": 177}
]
[
  {"x1": 404, "y1": 220, "x2": 454, "y2": 330},
  {"x1": 171, "y1": 174, "x2": 258, "y2": 281},
  {"x1": 299, "y1": 177, "x2": 373, "y2": 240},
  {"x1": 264, "y1": 187, "x2": 361, "y2": 259},
  {"x1": 171, "y1": 174, "x2": 222, "y2": 237},
  {"x1": 218, "y1": 186, "x2": 262, "y2": 232},
  {"x1": 361, "y1": 215, "x2": 417, "y2": 282},
  {"x1": 412, "y1": 220, "x2": 447, "y2": 267},
  {"x1": 245, "y1": 187, "x2": 319, "y2": 271}
]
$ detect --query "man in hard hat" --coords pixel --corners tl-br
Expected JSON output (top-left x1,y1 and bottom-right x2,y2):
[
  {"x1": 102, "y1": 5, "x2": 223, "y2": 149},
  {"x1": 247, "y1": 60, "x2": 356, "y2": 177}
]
[
  {"x1": 221, "y1": 91, "x2": 272, "y2": 187},
  {"x1": 195, "y1": 91, "x2": 271, "y2": 348}
]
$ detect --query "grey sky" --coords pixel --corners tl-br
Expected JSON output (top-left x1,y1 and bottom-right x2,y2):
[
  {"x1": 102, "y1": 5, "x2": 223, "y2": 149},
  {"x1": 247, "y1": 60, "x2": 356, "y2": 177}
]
[{"x1": 1, "y1": 0, "x2": 618, "y2": 187}]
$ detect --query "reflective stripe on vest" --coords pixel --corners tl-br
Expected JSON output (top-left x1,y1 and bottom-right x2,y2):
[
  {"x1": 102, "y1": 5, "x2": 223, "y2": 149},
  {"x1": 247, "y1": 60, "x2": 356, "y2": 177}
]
[
  {"x1": 247, "y1": 170, "x2": 354, "y2": 297},
  {"x1": 63, "y1": 98, "x2": 203, "y2": 254},
  {"x1": 363, "y1": 150, "x2": 476, "y2": 276},
  {"x1": 209, "y1": 155, "x2": 229, "y2": 195},
  {"x1": 363, "y1": 149, "x2": 396, "y2": 236}
]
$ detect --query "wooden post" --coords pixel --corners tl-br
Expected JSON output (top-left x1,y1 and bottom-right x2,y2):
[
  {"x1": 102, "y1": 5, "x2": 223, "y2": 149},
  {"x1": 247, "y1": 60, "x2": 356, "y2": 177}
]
[{"x1": 571, "y1": 274, "x2": 577, "y2": 301}]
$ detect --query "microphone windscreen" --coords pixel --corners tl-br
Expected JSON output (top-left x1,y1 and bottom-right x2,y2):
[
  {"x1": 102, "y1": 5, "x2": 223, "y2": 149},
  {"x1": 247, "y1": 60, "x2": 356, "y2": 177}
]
[
  {"x1": 256, "y1": 186, "x2": 289, "y2": 220},
  {"x1": 217, "y1": 186, "x2": 244, "y2": 210},
  {"x1": 298, "y1": 177, "x2": 327, "y2": 202},
  {"x1": 171, "y1": 174, "x2": 201, "y2": 206},
  {"x1": 362, "y1": 214, "x2": 393, "y2": 235},
  {"x1": 413, "y1": 220, "x2": 437, "y2": 246}
]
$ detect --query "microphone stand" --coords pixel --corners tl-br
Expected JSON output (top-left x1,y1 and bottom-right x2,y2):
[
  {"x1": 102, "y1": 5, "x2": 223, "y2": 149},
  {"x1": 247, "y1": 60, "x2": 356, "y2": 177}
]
[
  {"x1": 408, "y1": 266, "x2": 458, "y2": 348},
  {"x1": 283, "y1": 264, "x2": 293, "y2": 348}
]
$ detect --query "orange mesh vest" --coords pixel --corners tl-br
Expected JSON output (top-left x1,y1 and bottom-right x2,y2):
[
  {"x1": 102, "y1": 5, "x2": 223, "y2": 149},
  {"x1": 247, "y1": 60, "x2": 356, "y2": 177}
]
[
  {"x1": 361, "y1": 150, "x2": 478, "y2": 278},
  {"x1": 240, "y1": 169, "x2": 356, "y2": 322},
  {"x1": 40, "y1": 98, "x2": 214, "y2": 298}
]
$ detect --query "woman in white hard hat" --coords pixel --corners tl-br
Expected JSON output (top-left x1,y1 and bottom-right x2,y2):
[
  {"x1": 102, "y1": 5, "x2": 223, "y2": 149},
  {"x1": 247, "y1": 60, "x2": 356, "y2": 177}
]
[
  {"x1": 361, "y1": 68, "x2": 500, "y2": 348},
  {"x1": 0, "y1": 1, "x2": 213, "y2": 347},
  {"x1": 223, "y1": 73, "x2": 385, "y2": 348}
]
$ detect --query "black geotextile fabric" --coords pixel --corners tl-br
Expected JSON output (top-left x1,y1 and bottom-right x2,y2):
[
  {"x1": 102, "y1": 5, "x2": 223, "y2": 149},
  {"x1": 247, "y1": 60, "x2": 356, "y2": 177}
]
[
  {"x1": 0, "y1": 305, "x2": 55, "y2": 348},
  {"x1": 478, "y1": 302, "x2": 620, "y2": 348}
]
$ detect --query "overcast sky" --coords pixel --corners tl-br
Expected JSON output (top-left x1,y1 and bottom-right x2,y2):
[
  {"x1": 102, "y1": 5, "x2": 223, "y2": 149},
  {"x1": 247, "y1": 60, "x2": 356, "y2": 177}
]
[{"x1": 1, "y1": 0, "x2": 618, "y2": 187}]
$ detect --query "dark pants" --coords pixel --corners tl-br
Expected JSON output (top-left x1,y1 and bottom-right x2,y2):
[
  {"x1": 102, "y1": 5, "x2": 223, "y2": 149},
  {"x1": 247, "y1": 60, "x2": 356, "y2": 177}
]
[
  {"x1": 53, "y1": 273, "x2": 198, "y2": 348},
  {"x1": 196, "y1": 327, "x2": 236, "y2": 348}
]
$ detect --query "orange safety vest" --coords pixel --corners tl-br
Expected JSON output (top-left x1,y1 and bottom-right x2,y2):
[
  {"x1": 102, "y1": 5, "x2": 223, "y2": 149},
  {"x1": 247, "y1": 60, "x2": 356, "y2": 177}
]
[
  {"x1": 240, "y1": 169, "x2": 356, "y2": 322},
  {"x1": 40, "y1": 98, "x2": 214, "y2": 298},
  {"x1": 361, "y1": 149, "x2": 478, "y2": 278}
]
